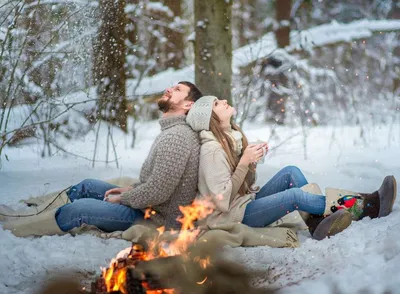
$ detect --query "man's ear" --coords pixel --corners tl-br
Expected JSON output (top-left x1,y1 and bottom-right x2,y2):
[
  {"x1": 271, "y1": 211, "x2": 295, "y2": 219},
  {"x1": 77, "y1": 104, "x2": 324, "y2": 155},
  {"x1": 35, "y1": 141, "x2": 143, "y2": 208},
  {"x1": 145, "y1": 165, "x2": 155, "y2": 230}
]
[{"x1": 183, "y1": 101, "x2": 194, "y2": 111}]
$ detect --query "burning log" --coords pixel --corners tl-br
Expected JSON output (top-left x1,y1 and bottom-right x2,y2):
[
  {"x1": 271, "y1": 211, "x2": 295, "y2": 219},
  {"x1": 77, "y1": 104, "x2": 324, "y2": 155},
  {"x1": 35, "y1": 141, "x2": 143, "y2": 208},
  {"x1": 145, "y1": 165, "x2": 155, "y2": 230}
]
[
  {"x1": 89, "y1": 200, "x2": 275, "y2": 294},
  {"x1": 91, "y1": 242, "x2": 274, "y2": 294}
]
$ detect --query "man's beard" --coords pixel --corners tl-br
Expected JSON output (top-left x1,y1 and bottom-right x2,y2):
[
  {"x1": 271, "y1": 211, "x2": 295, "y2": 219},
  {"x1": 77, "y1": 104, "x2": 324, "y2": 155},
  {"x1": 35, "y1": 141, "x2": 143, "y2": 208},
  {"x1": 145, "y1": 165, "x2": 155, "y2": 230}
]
[{"x1": 158, "y1": 98, "x2": 176, "y2": 113}]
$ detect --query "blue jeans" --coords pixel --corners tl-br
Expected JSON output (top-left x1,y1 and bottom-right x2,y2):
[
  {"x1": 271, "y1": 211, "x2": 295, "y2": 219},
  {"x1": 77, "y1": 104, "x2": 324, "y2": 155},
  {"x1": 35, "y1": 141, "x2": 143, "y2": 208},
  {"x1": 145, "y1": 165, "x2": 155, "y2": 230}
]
[
  {"x1": 55, "y1": 179, "x2": 144, "y2": 232},
  {"x1": 242, "y1": 166, "x2": 325, "y2": 227}
]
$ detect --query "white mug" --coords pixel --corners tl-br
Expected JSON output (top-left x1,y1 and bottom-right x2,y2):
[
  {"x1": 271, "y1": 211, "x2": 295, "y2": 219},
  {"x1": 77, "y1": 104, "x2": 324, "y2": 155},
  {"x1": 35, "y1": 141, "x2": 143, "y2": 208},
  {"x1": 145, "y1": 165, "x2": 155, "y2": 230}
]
[{"x1": 250, "y1": 141, "x2": 267, "y2": 164}]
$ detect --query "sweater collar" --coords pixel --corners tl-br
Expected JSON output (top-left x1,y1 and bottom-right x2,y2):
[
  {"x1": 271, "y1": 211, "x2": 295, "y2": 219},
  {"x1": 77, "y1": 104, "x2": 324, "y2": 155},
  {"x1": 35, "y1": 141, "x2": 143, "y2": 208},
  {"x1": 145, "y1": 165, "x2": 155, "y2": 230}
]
[
  {"x1": 159, "y1": 114, "x2": 188, "y2": 130},
  {"x1": 199, "y1": 129, "x2": 243, "y2": 156},
  {"x1": 226, "y1": 129, "x2": 243, "y2": 156}
]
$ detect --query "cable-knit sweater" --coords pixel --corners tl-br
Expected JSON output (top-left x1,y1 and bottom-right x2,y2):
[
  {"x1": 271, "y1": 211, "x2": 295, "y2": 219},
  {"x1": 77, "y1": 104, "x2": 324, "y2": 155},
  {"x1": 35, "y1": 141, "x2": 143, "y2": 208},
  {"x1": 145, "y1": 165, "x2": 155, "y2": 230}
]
[
  {"x1": 197, "y1": 130, "x2": 258, "y2": 227},
  {"x1": 120, "y1": 115, "x2": 200, "y2": 229}
]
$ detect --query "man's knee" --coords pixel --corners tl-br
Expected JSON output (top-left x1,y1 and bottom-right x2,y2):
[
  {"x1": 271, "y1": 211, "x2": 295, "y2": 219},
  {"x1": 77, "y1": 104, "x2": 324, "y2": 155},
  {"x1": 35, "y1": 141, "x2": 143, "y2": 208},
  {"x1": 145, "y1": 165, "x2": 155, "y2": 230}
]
[
  {"x1": 60, "y1": 198, "x2": 99, "y2": 217},
  {"x1": 76, "y1": 178, "x2": 99, "y2": 188}
]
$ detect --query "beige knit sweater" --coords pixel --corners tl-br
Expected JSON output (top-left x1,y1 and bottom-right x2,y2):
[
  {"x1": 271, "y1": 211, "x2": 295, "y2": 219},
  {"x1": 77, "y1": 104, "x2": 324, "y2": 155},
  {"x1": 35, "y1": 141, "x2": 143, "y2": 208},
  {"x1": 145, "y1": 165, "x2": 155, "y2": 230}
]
[
  {"x1": 197, "y1": 129, "x2": 257, "y2": 227},
  {"x1": 120, "y1": 115, "x2": 200, "y2": 229}
]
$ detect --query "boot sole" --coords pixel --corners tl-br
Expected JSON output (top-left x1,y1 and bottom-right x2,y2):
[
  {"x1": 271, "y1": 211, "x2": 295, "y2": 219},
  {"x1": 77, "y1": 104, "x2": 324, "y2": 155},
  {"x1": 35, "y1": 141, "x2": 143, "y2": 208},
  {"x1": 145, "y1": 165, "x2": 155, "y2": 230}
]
[
  {"x1": 379, "y1": 176, "x2": 397, "y2": 217},
  {"x1": 391, "y1": 176, "x2": 397, "y2": 213},
  {"x1": 313, "y1": 210, "x2": 352, "y2": 241}
]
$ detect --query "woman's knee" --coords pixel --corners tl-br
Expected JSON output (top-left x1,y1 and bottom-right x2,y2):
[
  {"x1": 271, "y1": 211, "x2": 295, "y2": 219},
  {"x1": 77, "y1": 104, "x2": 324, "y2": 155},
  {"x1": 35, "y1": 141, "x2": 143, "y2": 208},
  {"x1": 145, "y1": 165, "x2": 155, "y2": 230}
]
[
  {"x1": 282, "y1": 165, "x2": 302, "y2": 174},
  {"x1": 284, "y1": 166, "x2": 307, "y2": 186}
]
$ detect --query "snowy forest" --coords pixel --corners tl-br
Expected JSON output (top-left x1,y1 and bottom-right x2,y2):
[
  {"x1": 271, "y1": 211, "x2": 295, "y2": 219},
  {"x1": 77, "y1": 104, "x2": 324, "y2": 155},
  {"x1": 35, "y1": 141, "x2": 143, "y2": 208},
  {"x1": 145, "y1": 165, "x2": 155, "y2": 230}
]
[
  {"x1": 1, "y1": 0, "x2": 400, "y2": 293},
  {"x1": 0, "y1": 0, "x2": 399, "y2": 164}
]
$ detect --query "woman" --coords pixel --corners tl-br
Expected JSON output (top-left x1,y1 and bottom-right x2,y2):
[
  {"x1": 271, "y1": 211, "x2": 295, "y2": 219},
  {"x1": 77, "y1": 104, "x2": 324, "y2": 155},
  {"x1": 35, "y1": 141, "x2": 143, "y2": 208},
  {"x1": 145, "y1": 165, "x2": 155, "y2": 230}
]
[{"x1": 186, "y1": 96, "x2": 397, "y2": 240}]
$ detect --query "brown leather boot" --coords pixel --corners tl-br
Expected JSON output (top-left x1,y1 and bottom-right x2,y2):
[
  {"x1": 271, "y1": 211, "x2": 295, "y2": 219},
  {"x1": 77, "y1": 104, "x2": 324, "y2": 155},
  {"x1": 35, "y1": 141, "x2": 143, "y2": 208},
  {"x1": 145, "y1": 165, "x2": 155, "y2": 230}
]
[
  {"x1": 306, "y1": 210, "x2": 352, "y2": 241},
  {"x1": 324, "y1": 175, "x2": 397, "y2": 220},
  {"x1": 358, "y1": 175, "x2": 397, "y2": 219}
]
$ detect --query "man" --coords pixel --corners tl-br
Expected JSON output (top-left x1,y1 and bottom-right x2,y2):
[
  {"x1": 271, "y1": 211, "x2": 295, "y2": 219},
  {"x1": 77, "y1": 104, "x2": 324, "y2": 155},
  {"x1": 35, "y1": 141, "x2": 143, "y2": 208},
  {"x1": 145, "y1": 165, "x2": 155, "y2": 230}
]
[{"x1": 0, "y1": 81, "x2": 203, "y2": 236}]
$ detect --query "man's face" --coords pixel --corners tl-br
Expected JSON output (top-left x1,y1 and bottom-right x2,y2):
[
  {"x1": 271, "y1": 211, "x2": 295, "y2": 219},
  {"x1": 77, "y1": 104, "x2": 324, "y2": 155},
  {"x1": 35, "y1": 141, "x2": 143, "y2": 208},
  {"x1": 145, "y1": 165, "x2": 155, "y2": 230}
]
[{"x1": 158, "y1": 83, "x2": 191, "y2": 113}]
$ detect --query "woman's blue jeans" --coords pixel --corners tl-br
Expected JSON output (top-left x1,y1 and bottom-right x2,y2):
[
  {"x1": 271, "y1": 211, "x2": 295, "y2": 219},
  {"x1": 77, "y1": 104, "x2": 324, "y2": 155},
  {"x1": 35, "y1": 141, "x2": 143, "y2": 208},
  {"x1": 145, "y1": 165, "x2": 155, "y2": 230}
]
[
  {"x1": 55, "y1": 179, "x2": 144, "y2": 232},
  {"x1": 242, "y1": 166, "x2": 325, "y2": 227}
]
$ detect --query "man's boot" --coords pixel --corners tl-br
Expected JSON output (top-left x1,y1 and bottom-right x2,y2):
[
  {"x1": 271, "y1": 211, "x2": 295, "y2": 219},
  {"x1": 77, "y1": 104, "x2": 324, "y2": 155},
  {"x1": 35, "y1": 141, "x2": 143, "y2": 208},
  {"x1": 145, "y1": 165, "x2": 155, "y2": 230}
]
[
  {"x1": 324, "y1": 175, "x2": 397, "y2": 220},
  {"x1": 306, "y1": 210, "x2": 352, "y2": 241},
  {"x1": 2, "y1": 208, "x2": 66, "y2": 237},
  {"x1": 0, "y1": 190, "x2": 70, "y2": 222}
]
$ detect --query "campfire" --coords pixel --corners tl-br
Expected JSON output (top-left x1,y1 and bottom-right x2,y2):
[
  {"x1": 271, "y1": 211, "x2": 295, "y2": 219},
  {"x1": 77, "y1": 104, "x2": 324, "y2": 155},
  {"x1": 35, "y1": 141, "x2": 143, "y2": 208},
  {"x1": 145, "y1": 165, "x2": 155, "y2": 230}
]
[
  {"x1": 92, "y1": 199, "x2": 216, "y2": 294},
  {"x1": 37, "y1": 198, "x2": 275, "y2": 294}
]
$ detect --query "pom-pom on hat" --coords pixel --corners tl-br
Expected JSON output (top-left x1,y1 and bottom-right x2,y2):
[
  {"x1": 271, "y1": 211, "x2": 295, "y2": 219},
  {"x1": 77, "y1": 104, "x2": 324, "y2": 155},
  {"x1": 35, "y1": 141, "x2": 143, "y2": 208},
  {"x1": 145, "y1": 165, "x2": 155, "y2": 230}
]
[{"x1": 186, "y1": 95, "x2": 218, "y2": 131}]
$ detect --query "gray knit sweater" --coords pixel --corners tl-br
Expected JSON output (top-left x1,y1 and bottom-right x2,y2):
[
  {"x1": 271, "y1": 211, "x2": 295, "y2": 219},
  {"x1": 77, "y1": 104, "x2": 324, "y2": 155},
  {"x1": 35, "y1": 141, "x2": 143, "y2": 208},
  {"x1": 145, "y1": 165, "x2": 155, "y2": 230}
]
[{"x1": 120, "y1": 115, "x2": 200, "y2": 229}]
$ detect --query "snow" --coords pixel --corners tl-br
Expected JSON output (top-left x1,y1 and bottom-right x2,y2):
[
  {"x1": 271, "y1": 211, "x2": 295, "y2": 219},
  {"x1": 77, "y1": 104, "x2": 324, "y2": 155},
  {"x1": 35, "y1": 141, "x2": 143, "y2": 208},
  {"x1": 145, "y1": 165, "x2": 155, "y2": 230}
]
[
  {"x1": 124, "y1": 19, "x2": 400, "y2": 96},
  {"x1": 1, "y1": 120, "x2": 400, "y2": 293},
  {"x1": 0, "y1": 27, "x2": 5, "y2": 41},
  {"x1": 23, "y1": 19, "x2": 399, "y2": 101}
]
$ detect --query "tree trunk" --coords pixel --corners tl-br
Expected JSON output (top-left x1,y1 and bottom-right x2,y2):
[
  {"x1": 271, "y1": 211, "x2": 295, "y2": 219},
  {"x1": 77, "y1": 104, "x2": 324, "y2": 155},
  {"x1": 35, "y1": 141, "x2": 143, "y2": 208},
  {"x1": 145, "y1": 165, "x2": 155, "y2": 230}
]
[
  {"x1": 388, "y1": 0, "x2": 400, "y2": 93},
  {"x1": 267, "y1": 0, "x2": 291, "y2": 124},
  {"x1": 93, "y1": 0, "x2": 128, "y2": 132},
  {"x1": 275, "y1": 0, "x2": 291, "y2": 48},
  {"x1": 164, "y1": 0, "x2": 184, "y2": 69},
  {"x1": 194, "y1": 0, "x2": 232, "y2": 104}
]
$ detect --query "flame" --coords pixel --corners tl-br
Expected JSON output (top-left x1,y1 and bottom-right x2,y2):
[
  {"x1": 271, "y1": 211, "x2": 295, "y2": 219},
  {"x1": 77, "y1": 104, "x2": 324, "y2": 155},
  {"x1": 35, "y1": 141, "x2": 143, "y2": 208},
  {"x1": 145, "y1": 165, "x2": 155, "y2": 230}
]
[
  {"x1": 144, "y1": 208, "x2": 152, "y2": 219},
  {"x1": 102, "y1": 198, "x2": 214, "y2": 293},
  {"x1": 102, "y1": 260, "x2": 128, "y2": 293}
]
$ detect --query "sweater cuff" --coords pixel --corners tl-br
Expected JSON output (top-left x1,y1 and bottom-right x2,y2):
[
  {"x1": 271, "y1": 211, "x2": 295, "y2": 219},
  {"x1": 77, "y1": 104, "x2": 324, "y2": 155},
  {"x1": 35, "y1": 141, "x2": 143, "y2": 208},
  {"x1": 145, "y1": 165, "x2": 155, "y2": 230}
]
[
  {"x1": 131, "y1": 182, "x2": 140, "y2": 189},
  {"x1": 120, "y1": 192, "x2": 132, "y2": 207}
]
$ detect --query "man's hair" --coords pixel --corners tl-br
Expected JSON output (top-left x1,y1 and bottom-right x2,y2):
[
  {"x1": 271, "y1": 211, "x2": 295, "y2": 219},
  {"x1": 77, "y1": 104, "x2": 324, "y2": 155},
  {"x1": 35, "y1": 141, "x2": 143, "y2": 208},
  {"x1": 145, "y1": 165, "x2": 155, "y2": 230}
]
[{"x1": 178, "y1": 81, "x2": 203, "y2": 102}]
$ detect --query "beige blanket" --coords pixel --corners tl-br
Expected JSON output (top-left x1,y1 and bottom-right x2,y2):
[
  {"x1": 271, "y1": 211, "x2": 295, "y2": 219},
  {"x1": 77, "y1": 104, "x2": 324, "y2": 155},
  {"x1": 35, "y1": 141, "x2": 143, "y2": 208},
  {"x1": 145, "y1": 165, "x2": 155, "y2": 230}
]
[{"x1": 68, "y1": 178, "x2": 322, "y2": 248}]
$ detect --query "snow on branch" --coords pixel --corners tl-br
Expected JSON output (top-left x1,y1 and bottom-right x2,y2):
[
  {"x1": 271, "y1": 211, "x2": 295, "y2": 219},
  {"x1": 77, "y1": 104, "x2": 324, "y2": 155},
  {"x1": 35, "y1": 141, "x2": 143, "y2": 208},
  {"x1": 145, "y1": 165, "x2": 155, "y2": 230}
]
[
  {"x1": 23, "y1": 0, "x2": 98, "y2": 10},
  {"x1": 126, "y1": 19, "x2": 400, "y2": 97},
  {"x1": 26, "y1": 29, "x2": 96, "y2": 75}
]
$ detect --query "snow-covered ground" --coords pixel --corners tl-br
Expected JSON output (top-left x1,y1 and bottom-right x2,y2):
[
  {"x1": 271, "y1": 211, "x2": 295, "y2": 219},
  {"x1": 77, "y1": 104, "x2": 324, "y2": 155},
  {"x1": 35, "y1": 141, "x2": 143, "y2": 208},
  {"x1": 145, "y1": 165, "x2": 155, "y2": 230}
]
[{"x1": 1, "y1": 120, "x2": 400, "y2": 294}]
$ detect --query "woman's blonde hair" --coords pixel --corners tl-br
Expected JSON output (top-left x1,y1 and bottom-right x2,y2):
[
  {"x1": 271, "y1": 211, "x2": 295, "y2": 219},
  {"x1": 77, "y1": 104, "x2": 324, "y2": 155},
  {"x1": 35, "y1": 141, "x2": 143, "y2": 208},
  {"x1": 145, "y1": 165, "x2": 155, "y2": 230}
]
[{"x1": 209, "y1": 111, "x2": 255, "y2": 196}]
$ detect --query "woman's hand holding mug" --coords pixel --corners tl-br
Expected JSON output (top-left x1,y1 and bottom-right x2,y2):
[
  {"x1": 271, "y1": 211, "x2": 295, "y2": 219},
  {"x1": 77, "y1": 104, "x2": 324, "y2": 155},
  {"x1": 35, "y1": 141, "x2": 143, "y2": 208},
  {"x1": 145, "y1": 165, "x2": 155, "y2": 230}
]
[{"x1": 240, "y1": 143, "x2": 267, "y2": 166}]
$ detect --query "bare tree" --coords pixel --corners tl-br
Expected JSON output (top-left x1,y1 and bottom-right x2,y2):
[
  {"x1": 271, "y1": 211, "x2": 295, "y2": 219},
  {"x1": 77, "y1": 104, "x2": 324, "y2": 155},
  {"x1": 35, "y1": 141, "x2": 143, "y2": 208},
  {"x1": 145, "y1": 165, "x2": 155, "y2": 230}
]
[
  {"x1": 93, "y1": 0, "x2": 128, "y2": 132},
  {"x1": 194, "y1": 0, "x2": 233, "y2": 103},
  {"x1": 267, "y1": 0, "x2": 292, "y2": 124},
  {"x1": 164, "y1": 0, "x2": 185, "y2": 69}
]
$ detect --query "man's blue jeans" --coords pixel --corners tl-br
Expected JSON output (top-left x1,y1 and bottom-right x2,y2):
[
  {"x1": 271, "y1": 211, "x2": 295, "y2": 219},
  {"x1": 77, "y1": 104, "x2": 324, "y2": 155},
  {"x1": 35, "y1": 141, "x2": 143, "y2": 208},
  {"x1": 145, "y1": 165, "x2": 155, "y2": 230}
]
[
  {"x1": 55, "y1": 179, "x2": 144, "y2": 232},
  {"x1": 242, "y1": 166, "x2": 325, "y2": 227}
]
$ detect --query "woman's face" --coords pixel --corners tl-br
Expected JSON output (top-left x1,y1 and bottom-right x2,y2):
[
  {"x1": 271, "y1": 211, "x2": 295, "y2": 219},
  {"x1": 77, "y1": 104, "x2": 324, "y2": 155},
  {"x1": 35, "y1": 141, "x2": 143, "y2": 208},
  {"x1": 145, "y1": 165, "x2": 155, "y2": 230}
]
[{"x1": 212, "y1": 99, "x2": 235, "y2": 124}]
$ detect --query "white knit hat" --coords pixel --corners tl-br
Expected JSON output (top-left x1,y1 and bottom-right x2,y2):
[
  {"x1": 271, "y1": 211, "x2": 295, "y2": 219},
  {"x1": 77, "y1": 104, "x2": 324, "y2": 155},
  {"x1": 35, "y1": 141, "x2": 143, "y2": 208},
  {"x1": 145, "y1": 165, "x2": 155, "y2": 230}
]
[{"x1": 186, "y1": 95, "x2": 217, "y2": 131}]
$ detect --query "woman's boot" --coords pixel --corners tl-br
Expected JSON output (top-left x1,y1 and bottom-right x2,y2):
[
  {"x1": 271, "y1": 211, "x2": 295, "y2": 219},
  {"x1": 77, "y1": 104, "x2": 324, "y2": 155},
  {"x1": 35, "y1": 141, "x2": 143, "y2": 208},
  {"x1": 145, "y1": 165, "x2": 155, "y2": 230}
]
[
  {"x1": 324, "y1": 175, "x2": 397, "y2": 220},
  {"x1": 300, "y1": 183, "x2": 353, "y2": 240},
  {"x1": 305, "y1": 210, "x2": 352, "y2": 240},
  {"x1": 0, "y1": 190, "x2": 70, "y2": 222}
]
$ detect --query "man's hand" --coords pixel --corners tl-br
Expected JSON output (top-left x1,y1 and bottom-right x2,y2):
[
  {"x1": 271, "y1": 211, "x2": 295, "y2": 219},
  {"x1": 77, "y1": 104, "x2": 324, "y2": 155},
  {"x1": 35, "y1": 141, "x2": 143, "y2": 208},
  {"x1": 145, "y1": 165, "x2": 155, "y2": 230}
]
[
  {"x1": 104, "y1": 195, "x2": 122, "y2": 204},
  {"x1": 104, "y1": 186, "x2": 132, "y2": 198}
]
